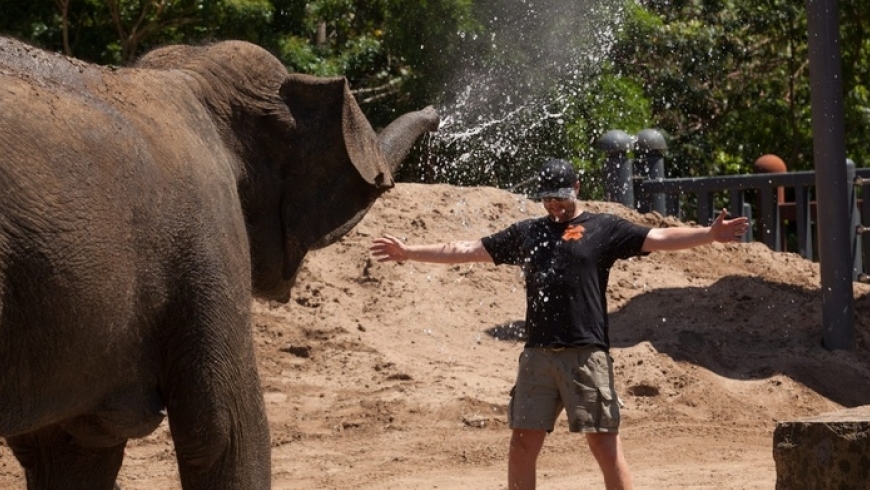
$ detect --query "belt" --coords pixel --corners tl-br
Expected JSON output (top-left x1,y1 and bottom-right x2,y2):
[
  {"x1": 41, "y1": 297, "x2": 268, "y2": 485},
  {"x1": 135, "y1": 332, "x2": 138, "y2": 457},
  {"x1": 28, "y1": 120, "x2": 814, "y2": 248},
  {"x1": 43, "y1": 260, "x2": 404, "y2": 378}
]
[{"x1": 538, "y1": 344, "x2": 595, "y2": 352}]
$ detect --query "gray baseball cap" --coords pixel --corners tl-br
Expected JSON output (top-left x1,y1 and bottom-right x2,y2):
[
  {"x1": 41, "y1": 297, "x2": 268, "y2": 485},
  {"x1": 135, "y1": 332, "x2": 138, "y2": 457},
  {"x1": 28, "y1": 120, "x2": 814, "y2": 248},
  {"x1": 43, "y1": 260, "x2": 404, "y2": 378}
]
[{"x1": 536, "y1": 158, "x2": 577, "y2": 199}]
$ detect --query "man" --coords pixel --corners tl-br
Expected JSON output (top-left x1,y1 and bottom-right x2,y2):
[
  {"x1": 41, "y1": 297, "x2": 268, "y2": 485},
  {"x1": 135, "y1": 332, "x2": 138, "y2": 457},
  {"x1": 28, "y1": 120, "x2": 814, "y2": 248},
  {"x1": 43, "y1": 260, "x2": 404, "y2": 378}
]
[{"x1": 370, "y1": 158, "x2": 749, "y2": 490}]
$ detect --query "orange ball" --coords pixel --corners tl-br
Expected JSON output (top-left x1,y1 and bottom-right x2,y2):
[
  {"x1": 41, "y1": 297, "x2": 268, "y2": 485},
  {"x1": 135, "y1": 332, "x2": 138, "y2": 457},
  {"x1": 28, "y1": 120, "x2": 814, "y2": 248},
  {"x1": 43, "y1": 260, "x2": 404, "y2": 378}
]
[{"x1": 754, "y1": 154, "x2": 787, "y2": 174}]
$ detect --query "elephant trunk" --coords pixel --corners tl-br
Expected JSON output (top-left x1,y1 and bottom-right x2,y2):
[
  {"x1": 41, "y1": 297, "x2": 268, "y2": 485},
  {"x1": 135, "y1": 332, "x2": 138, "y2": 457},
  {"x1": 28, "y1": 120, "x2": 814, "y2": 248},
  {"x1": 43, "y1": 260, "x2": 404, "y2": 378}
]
[{"x1": 377, "y1": 106, "x2": 440, "y2": 174}]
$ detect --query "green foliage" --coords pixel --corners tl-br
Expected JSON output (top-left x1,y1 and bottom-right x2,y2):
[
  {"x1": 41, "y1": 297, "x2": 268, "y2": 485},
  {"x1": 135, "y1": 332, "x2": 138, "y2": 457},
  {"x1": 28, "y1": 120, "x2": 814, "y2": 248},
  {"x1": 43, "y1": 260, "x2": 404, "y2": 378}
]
[
  {"x1": 563, "y1": 69, "x2": 653, "y2": 199},
  {"x1": 276, "y1": 0, "x2": 388, "y2": 79},
  {"x1": 210, "y1": 0, "x2": 275, "y2": 42},
  {"x1": 2, "y1": 0, "x2": 868, "y2": 187},
  {"x1": 565, "y1": 70, "x2": 652, "y2": 160},
  {"x1": 276, "y1": 35, "x2": 324, "y2": 73},
  {"x1": 611, "y1": 0, "x2": 870, "y2": 176}
]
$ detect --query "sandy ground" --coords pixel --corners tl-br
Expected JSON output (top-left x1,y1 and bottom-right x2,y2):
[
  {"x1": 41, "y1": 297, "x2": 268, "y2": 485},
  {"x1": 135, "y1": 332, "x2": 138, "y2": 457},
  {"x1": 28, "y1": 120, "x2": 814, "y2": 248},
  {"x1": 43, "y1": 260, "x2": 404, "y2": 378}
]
[{"x1": 2, "y1": 182, "x2": 869, "y2": 489}]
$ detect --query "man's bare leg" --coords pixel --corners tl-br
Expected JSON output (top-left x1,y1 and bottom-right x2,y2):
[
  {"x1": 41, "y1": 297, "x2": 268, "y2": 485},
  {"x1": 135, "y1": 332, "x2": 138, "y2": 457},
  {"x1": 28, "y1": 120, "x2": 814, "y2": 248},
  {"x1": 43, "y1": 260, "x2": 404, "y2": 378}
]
[
  {"x1": 586, "y1": 432, "x2": 634, "y2": 490},
  {"x1": 507, "y1": 428, "x2": 547, "y2": 490}
]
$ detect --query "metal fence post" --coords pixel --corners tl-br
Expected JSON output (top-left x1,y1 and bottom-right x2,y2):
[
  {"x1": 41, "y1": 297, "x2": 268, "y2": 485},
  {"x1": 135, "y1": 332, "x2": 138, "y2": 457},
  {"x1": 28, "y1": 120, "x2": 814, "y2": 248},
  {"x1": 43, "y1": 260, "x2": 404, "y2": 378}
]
[
  {"x1": 847, "y1": 160, "x2": 862, "y2": 281},
  {"x1": 742, "y1": 202, "x2": 754, "y2": 242},
  {"x1": 794, "y1": 185, "x2": 813, "y2": 259},
  {"x1": 860, "y1": 173, "x2": 870, "y2": 281},
  {"x1": 807, "y1": 0, "x2": 854, "y2": 351},
  {"x1": 635, "y1": 129, "x2": 667, "y2": 215},
  {"x1": 596, "y1": 130, "x2": 634, "y2": 209}
]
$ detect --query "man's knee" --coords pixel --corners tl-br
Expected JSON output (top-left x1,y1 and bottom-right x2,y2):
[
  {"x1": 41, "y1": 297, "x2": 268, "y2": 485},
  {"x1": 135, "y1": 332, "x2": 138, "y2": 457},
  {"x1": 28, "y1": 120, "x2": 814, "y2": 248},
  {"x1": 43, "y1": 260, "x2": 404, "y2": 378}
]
[
  {"x1": 585, "y1": 432, "x2": 622, "y2": 461},
  {"x1": 509, "y1": 429, "x2": 547, "y2": 458}
]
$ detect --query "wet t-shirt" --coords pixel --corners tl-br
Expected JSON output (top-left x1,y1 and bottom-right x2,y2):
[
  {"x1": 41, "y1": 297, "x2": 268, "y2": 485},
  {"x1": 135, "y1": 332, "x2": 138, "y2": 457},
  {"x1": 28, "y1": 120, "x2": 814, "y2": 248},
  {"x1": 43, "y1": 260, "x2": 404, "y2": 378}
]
[{"x1": 481, "y1": 212, "x2": 650, "y2": 350}]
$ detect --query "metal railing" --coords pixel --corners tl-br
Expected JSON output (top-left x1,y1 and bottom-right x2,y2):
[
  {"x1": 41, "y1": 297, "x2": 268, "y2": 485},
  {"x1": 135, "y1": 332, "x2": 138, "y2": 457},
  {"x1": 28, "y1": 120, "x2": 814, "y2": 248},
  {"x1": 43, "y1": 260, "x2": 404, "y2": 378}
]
[
  {"x1": 633, "y1": 165, "x2": 870, "y2": 283},
  {"x1": 597, "y1": 128, "x2": 859, "y2": 351},
  {"x1": 597, "y1": 129, "x2": 868, "y2": 282}
]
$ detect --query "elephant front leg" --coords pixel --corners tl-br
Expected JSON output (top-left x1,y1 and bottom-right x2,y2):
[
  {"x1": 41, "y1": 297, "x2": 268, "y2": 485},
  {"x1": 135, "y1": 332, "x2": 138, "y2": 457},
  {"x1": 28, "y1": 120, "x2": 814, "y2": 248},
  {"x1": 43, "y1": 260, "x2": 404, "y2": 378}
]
[
  {"x1": 162, "y1": 323, "x2": 271, "y2": 489},
  {"x1": 7, "y1": 426, "x2": 126, "y2": 490}
]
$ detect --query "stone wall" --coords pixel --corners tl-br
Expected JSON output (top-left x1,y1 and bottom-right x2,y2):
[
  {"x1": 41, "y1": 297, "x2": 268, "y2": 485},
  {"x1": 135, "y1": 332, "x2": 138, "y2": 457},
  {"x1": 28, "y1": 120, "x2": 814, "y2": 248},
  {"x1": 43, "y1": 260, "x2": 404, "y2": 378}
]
[{"x1": 773, "y1": 405, "x2": 870, "y2": 489}]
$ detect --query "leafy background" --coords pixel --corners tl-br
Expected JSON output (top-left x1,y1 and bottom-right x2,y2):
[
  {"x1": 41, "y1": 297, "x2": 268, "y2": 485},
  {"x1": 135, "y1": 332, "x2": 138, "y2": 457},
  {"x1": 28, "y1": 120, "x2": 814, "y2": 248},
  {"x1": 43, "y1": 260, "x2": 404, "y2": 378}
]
[{"x1": 2, "y1": 0, "x2": 868, "y2": 202}]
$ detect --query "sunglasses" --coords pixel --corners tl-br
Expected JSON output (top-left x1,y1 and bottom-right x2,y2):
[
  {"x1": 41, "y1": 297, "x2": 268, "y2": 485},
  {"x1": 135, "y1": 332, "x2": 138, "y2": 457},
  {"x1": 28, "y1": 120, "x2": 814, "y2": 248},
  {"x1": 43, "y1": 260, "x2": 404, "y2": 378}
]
[{"x1": 541, "y1": 196, "x2": 572, "y2": 203}]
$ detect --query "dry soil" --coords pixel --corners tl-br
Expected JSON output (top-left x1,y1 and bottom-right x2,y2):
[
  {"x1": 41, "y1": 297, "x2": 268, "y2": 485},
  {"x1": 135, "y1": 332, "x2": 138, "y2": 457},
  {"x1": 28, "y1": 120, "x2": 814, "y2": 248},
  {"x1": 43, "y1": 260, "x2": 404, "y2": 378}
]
[{"x1": 2, "y1": 182, "x2": 869, "y2": 489}]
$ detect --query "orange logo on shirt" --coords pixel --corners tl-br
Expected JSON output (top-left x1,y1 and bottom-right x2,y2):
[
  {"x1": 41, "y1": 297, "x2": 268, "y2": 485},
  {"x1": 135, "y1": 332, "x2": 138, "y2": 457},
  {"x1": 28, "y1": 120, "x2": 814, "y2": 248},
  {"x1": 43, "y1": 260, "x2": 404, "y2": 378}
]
[{"x1": 562, "y1": 224, "x2": 585, "y2": 241}]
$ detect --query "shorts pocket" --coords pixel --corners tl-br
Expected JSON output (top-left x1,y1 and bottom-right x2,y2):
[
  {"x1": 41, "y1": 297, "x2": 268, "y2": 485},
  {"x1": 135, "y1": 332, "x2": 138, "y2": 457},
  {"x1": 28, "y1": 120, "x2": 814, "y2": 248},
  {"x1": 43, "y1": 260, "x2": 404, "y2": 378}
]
[{"x1": 595, "y1": 386, "x2": 620, "y2": 430}]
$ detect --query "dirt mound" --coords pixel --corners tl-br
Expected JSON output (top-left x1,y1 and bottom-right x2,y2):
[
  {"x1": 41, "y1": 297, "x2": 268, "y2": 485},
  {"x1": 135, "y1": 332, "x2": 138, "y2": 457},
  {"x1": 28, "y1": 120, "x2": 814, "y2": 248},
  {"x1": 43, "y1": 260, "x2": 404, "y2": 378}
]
[{"x1": 2, "y1": 182, "x2": 869, "y2": 489}]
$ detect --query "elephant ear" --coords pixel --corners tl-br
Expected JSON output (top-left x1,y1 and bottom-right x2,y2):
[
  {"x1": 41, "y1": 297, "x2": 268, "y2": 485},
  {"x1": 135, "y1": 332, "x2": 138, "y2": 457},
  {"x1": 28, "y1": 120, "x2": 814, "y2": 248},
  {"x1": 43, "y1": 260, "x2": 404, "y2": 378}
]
[{"x1": 279, "y1": 74, "x2": 392, "y2": 188}]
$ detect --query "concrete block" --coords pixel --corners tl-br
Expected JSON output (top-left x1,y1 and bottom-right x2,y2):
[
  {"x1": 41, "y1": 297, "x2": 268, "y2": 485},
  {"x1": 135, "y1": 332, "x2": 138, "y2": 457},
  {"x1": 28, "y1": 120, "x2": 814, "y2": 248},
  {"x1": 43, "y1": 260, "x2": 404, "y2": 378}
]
[{"x1": 773, "y1": 405, "x2": 870, "y2": 489}]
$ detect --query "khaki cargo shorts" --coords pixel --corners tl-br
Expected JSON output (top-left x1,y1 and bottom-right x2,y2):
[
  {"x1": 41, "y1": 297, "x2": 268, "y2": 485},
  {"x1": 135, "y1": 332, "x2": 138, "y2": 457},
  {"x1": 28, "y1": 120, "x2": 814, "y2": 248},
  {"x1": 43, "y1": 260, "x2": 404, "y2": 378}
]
[{"x1": 508, "y1": 345, "x2": 621, "y2": 433}]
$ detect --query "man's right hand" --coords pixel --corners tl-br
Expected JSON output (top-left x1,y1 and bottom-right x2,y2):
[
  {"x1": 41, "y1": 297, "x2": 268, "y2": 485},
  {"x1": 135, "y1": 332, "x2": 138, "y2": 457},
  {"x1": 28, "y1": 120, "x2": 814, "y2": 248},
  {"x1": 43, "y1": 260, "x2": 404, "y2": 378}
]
[{"x1": 370, "y1": 235, "x2": 409, "y2": 263}]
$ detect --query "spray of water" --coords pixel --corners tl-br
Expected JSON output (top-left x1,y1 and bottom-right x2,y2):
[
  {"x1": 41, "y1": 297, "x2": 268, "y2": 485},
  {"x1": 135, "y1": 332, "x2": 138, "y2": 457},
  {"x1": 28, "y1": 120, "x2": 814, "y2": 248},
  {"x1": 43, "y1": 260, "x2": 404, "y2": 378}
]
[{"x1": 422, "y1": 0, "x2": 626, "y2": 191}]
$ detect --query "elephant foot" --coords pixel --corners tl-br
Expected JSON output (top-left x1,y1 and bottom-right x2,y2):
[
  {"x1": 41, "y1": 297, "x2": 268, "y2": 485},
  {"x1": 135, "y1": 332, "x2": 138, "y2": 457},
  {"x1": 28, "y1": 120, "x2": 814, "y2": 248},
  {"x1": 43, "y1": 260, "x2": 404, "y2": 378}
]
[{"x1": 7, "y1": 425, "x2": 126, "y2": 490}]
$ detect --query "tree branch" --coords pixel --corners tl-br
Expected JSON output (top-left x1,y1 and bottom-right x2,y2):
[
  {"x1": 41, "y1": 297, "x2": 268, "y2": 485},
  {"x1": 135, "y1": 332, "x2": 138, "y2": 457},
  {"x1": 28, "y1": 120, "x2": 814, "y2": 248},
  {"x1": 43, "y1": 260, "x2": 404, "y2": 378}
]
[{"x1": 53, "y1": 0, "x2": 71, "y2": 55}]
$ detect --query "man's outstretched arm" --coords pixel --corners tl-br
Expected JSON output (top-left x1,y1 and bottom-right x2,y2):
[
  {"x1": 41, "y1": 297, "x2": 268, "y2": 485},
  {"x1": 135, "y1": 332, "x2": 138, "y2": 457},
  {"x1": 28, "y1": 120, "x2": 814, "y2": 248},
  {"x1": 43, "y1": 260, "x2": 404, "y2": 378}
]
[
  {"x1": 642, "y1": 209, "x2": 750, "y2": 252},
  {"x1": 370, "y1": 235, "x2": 494, "y2": 264}
]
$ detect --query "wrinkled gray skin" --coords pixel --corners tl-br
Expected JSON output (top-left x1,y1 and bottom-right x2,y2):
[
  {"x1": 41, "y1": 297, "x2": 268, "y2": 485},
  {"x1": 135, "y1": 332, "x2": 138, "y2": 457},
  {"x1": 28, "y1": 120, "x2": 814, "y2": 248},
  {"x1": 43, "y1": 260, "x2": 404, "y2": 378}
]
[{"x1": 0, "y1": 37, "x2": 438, "y2": 489}]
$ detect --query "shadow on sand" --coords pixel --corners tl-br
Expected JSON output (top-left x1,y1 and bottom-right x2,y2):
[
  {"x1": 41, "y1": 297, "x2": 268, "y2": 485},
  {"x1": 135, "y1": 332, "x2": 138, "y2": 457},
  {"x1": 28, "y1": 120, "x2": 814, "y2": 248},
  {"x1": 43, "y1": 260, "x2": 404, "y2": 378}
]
[{"x1": 485, "y1": 275, "x2": 870, "y2": 408}]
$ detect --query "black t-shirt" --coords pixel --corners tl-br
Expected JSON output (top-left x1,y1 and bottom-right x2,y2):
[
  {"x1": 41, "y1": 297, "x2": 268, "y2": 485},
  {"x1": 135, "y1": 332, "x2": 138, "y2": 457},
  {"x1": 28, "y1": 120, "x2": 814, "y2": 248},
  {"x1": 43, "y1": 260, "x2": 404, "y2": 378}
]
[{"x1": 481, "y1": 211, "x2": 650, "y2": 350}]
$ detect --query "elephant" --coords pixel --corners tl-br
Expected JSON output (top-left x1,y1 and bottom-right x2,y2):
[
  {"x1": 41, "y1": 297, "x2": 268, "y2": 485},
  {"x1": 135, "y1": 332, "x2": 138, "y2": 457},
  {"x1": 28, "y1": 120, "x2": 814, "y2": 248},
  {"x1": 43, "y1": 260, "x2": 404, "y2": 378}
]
[{"x1": 0, "y1": 37, "x2": 439, "y2": 489}]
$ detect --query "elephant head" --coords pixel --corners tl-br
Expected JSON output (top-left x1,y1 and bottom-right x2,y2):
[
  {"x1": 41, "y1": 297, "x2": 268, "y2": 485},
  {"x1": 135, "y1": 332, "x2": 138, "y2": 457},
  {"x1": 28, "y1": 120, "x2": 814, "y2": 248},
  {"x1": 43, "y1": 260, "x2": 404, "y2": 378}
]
[
  {"x1": 273, "y1": 75, "x2": 439, "y2": 295},
  {"x1": 0, "y1": 37, "x2": 436, "y2": 489},
  {"x1": 137, "y1": 42, "x2": 439, "y2": 303}
]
